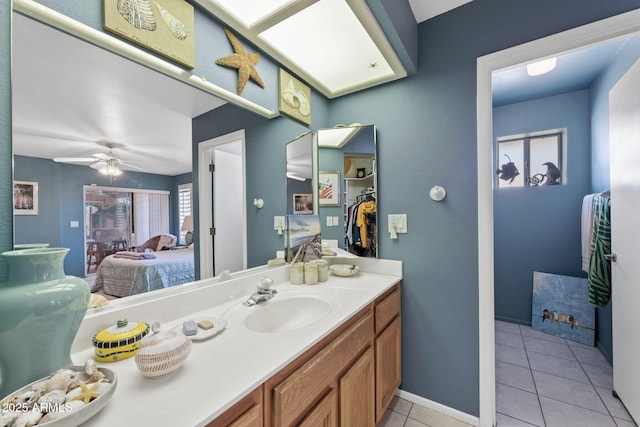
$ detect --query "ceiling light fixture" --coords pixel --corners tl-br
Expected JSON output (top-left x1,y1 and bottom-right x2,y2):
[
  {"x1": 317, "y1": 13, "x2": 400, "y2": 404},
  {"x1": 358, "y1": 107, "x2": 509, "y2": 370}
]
[
  {"x1": 286, "y1": 172, "x2": 306, "y2": 181},
  {"x1": 317, "y1": 125, "x2": 364, "y2": 148},
  {"x1": 99, "y1": 158, "x2": 122, "y2": 176},
  {"x1": 526, "y1": 57, "x2": 557, "y2": 76}
]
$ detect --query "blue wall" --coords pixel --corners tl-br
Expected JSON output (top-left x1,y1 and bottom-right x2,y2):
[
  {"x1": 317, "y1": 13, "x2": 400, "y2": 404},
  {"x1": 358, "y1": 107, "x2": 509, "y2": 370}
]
[
  {"x1": 493, "y1": 91, "x2": 591, "y2": 325},
  {"x1": 14, "y1": 156, "x2": 183, "y2": 277},
  {"x1": 191, "y1": 102, "x2": 326, "y2": 275},
  {"x1": 3, "y1": 0, "x2": 640, "y2": 419},
  {"x1": 320, "y1": 1, "x2": 640, "y2": 415}
]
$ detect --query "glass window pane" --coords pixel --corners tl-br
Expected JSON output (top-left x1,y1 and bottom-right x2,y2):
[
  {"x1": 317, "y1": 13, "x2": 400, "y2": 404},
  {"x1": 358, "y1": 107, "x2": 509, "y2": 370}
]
[
  {"x1": 497, "y1": 140, "x2": 524, "y2": 188},
  {"x1": 530, "y1": 135, "x2": 560, "y2": 185}
]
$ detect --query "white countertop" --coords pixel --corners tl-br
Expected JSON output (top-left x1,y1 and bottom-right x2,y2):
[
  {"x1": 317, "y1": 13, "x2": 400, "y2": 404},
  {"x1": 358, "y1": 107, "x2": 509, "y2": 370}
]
[{"x1": 74, "y1": 258, "x2": 402, "y2": 426}]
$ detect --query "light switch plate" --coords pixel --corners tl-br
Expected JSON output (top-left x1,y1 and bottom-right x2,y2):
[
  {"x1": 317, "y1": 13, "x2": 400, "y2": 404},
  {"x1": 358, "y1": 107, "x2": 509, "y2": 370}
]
[
  {"x1": 69, "y1": 221, "x2": 79, "y2": 228},
  {"x1": 274, "y1": 216, "x2": 286, "y2": 231},
  {"x1": 388, "y1": 214, "x2": 407, "y2": 233}
]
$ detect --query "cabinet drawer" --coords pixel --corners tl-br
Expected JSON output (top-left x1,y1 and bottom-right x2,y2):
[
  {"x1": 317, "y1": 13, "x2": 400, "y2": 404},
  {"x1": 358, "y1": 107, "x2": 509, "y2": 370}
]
[
  {"x1": 272, "y1": 312, "x2": 374, "y2": 426},
  {"x1": 375, "y1": 287, "x2": 401, "y2": 334}
]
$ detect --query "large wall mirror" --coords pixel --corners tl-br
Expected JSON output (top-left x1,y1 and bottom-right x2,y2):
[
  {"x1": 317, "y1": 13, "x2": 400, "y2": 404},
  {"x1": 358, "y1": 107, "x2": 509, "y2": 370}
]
[
  {"x1": 318, "y1": 125, "x2": 377, "y2": 257},
  {"x1": 286, "y1": 132, "x2": 318, "y2": 215},
  {"x1": 10, "y1": 12, "x2": 227, "y2": 303}
]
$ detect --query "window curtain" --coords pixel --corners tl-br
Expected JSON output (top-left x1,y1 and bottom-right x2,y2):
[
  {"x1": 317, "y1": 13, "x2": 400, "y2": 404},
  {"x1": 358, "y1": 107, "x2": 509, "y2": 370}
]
[{"x1": 133, "y1": 192, "x2": 169, "y2": 246}]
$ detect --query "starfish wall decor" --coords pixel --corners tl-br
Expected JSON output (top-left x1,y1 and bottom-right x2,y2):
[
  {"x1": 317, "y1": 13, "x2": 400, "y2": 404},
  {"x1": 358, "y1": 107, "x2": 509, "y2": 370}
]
[{"x1": 215, "y1": 28, "x2": 265, "y2": 95}]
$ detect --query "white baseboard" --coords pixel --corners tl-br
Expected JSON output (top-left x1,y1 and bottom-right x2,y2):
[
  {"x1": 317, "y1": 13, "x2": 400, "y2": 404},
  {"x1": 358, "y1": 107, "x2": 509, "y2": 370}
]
[{"x1": 395, "y1": 389, "x2": 480, "y2": 427}]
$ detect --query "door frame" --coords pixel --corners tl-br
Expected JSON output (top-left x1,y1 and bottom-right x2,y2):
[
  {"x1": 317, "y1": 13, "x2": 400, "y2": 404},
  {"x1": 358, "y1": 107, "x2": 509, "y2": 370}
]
[
  {"x1": 197, "y1": 129, "x2": 247, "y2": 279},
  {"x1": 476, "y1": 9, "x2": 640, "y2": 427}
]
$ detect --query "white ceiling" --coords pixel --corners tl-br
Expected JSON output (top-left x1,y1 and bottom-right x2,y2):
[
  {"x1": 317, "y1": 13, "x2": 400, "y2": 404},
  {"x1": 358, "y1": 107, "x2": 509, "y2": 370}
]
[
  {"x1": 408, "y1": 0, "x2": 473, "y2": 23},
  {"x1": 11, "y1": 1, "x2": 467, "y2": 177},
  {"x1": 12, "y1": 13, "x2": 225, "y2": 176}
]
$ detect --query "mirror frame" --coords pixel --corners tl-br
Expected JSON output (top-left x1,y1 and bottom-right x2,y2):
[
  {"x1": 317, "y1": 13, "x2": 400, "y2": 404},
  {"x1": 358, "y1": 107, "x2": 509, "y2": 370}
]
[{"x1": 317, "y1": 124, "x2": 377, "y2": 257}]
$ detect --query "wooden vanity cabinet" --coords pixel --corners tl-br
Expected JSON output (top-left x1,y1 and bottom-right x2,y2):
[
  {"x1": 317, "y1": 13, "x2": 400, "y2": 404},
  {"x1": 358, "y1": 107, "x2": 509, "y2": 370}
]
[
  {"x1": 206, "y1": 386, "x2": 263, "y2": 427},
  {"x1": 374, "y1": 285, "x2": 402, "y2": 423},
  {"x1": 214, "y1": 282, "x2": 401, "y2": 427}
]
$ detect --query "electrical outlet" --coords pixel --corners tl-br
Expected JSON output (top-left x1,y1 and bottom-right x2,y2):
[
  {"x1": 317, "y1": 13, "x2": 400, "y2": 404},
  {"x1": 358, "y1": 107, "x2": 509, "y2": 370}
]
[{"x1": 388, "y1": 214, "x2": 408, "y2": 233}]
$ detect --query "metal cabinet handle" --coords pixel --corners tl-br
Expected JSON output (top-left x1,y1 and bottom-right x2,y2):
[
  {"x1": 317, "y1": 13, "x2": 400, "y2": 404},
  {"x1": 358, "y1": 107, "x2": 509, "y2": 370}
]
[{"x1": 604, "y1": 253, "x2": 617, "y2": 262}]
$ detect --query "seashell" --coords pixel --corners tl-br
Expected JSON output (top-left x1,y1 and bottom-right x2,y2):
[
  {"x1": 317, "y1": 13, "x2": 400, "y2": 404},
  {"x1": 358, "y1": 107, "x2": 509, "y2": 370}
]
[
  {"x1": 135, "y1": 324, "x2": 192, "y2": 377},
  {"x1": 153, "y1": 1, "x2": 189, "y2": 40},
  {"x1": 83, "y1": 359, "x2": 105, "y2": 384},
  {"x1": 38, "y1": 401, "x2": 83, "y2": 424},
  {"x1": 38, "y1": 389, "x2": 67, "y2": 407},
  {"x1": 117, "y1": 0, "x2": 157, "y2": 31},
  {"x1": 44, "y1": 370, "x2": 77, "y2": 393},
  {"x1": 12, "y1": 409, "x2": 42, "y2": 427},
  {"x1": 6, "y1": 390, "x2": 40, "y2": 410},
  {"x1": 0, "y1": 410, "x2": 19, "y2": 427}
]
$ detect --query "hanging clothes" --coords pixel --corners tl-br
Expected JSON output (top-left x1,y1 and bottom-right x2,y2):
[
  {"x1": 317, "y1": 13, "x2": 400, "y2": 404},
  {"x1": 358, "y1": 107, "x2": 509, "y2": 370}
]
[
  {"x1": 588, "y1": 194, "x2": 611, "y2": 307},
  {"x1": 356, "y1": 199, "x2": 376, "y2": 249},
  {"x1": 581, "y1": 193, "x2": 596, "y2": 273}
]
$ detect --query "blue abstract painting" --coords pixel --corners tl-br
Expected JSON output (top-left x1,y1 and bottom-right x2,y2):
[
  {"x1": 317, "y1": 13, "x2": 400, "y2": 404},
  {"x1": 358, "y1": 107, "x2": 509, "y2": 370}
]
[{"x1": 532, "y1": 272, "x2": 595, "y2": 346}]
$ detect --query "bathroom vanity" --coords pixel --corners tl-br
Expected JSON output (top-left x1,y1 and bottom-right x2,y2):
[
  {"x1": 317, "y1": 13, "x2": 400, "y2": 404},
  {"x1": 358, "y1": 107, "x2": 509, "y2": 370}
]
[{"x1": 72, "y1": 258, "x2": 402, "y2": 426}]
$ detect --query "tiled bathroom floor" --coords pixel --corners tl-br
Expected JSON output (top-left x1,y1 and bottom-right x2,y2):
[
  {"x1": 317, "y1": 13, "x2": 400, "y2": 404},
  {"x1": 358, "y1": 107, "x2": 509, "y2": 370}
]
[
  {"x1": 377, "y1": 395, "x2": 472, "y2": 427},
  {"x1": 495, "y1": 320, "x2": 637, "y2": 427},
  {"x1": 378, "y1": 321, "x2": 637, "y2": 427}
]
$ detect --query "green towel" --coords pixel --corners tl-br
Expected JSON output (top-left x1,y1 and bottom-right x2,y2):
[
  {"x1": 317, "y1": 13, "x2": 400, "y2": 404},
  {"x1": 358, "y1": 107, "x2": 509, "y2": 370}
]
[{"x1": 588, "y1": 196, "x2": 611, "y2": 307}]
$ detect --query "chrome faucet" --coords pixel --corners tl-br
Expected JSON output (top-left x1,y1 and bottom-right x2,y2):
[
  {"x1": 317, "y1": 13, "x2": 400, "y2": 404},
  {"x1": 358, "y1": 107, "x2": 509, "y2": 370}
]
[{"x1": 245, "y1": 276, "x2": 277, "y2": 306}]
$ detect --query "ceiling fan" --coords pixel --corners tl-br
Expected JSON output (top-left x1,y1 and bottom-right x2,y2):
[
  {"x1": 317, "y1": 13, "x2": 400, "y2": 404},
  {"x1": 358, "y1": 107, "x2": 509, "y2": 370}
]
[{"x1": 53, "y1": 143, "x2": 144, "y2": 176}]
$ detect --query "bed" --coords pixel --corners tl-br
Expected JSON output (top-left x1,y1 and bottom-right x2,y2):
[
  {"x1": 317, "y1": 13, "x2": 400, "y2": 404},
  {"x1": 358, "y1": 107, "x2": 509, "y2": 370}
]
[{"x1": 92, "y1": 248, "x2": 195, "y2": 297}]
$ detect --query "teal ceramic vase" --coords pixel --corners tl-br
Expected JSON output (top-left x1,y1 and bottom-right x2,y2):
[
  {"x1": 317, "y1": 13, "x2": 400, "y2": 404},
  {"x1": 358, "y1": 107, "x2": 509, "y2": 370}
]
[{"x1": 0, "y1": 248, "x2": 90, "y2": 398}]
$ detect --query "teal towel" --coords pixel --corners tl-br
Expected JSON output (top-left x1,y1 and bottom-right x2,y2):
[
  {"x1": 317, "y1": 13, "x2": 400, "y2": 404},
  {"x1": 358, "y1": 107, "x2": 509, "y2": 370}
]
[{"x1": 588, "y1": 196, "x2": 611, "y2": 307}]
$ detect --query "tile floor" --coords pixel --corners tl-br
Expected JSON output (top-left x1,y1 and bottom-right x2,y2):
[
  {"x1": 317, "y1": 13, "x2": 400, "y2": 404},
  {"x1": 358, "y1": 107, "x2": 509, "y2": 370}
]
[
  {"x1": 495, "y1": 320, "x2": 637, "y2": 427},
  {"x1": 377, "y1": 395, "x2": 472, "y2": 427},
  {"x1": 378, "y1": 321, "x2": 637, "y2": 427}
]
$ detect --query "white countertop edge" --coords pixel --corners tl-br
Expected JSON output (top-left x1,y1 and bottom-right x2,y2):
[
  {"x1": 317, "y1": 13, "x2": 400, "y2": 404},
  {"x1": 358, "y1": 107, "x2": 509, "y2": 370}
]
[{"x1": 73, "y1": 259, "x2": 402, "y2": 426}]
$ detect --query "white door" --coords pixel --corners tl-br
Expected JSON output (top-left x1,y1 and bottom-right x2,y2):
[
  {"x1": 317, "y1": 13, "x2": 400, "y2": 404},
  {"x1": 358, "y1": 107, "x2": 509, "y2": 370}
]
[
  {"x1": 198, "y1": 130, "x2": 247, "y2": 279},
  {"x1": 610, "y1": 57, "x2": 640, "y2": 423}
]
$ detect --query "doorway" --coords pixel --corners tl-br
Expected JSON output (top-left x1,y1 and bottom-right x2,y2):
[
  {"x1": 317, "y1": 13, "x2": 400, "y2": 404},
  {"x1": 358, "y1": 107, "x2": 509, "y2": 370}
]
[
  {"x1": 476, "y1": 9, "x2": 640, "y2": 427},
  {"x1": 197, "y1": 130, "x2": 247, "y2": 279}
]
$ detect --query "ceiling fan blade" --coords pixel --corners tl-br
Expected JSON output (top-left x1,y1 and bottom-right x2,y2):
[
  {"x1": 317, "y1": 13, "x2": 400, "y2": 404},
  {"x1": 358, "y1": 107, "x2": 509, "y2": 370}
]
[
  {"x1": 93, "y1": 153, "x2": 111, "y2": 160},
  {"x1": 90, "y1": 161, "x2": 107, "y2": 170},
  {"x1": 53, "y1": 157, "x2": 98, "y2": 163},
  {"x1": 120, "y1": 162, "x2": 146, "y2": 172}
]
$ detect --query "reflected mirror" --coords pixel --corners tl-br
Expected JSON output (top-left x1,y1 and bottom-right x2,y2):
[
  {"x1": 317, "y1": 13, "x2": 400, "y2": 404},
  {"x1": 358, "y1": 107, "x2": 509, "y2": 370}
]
[
  {"x1": 286, "y1": 132, "x2": 318, "y2": 215},
  {"x1": 318, "y1": 125, "x2": 377, "y2": 257},
  {"x1": 11, "y1": 13, "x2": 226, "y2": 302}
]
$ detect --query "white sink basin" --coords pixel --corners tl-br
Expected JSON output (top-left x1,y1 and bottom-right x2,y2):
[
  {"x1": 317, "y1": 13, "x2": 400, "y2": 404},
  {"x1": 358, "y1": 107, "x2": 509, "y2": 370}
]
[{"x1": 243, "y1": 295, "x2": 332, "y2": 333}]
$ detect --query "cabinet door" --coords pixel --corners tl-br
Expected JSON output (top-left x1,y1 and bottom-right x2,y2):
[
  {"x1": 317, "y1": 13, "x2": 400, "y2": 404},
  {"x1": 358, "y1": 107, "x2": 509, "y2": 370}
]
[
  {"x1": 376, "y1": 316, "x2": 402, "y2": 422},
  {"x1": 207, "y1": 387, "x2": 262, "y2": 427},
  {"x1": 340, "y1": 347, "x2": 375, "y2": 426},
  {"x1": 299, "y1": 388, "x2": 338, "y2": 427}
]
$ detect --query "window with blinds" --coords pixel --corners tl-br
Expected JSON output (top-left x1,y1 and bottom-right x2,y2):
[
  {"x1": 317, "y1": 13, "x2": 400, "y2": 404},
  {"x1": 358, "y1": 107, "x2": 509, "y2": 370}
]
[{"x1": 178, "y1": 183, "x2": 192, "y2": 245}]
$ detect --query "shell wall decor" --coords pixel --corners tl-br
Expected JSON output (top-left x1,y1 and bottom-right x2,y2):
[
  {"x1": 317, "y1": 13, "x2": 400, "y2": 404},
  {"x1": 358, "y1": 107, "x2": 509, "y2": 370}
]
[
  {"x1": 104, "y1": 0, "x2": 195, "y2": 69},
  {"x1": 154, "y1": 1, "x2": 189, "y2": 40},
  {"x1": 278, "y1": 69, "x2": 311, "y2": 126},
  {"x1": 117, "y1": 0, "x2": 157, "y2": 31}
]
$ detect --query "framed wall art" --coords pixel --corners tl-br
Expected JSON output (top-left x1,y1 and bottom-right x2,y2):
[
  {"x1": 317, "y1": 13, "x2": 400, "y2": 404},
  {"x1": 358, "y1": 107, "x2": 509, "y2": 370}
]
[
  {"x1": 293, "y1": 193, "x2": 313, "y2": 214},
  {"x1": 104, "y1": 0, "x2": 195, "y2": 69},
  {"x1": 279, "y1": 69, "x2": 311, "y2": 126},
  {"x1": 14, "y1": 180, "x2": 38, "y2": 215},
  {"x1": 319, "y1": 171, "x2": 340, "y2": 206}
]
